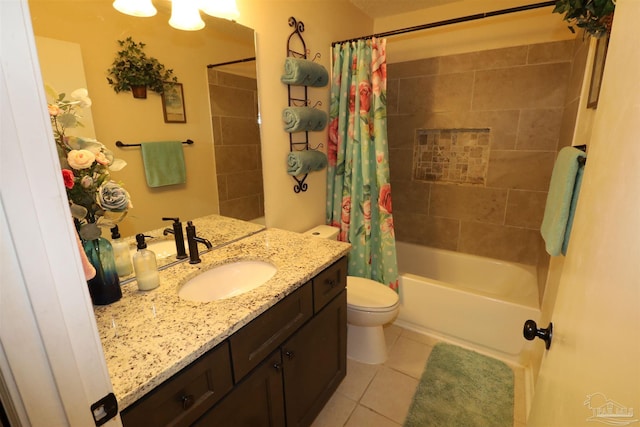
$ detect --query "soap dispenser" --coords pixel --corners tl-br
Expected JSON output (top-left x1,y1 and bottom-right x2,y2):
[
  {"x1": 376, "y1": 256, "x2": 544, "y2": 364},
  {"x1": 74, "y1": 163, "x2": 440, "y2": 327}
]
[
  {"x1": 111, "y1": 226, "x2": 133, "y2": 277},
  {"x1": 133, "y1": 234, "x2": 160, "y2": 291}
]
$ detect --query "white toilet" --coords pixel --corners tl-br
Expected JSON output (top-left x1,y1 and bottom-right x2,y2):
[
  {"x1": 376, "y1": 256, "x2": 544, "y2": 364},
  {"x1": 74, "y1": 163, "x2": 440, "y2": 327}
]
[{"x1": 304, "y1": 225, "x2": 400, "y2": 364}]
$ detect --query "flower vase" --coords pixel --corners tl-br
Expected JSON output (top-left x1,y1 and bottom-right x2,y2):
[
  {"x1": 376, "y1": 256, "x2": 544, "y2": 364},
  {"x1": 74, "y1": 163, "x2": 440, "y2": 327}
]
[{"x1": 80, "y1": 223, "x2": 122, "y2": 305}]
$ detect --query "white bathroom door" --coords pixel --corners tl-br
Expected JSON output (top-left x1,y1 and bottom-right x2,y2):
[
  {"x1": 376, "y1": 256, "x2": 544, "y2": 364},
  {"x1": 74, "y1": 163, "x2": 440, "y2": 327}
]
[{"x1": 527, "y1": 2, "x2": 640, "y2": 426}]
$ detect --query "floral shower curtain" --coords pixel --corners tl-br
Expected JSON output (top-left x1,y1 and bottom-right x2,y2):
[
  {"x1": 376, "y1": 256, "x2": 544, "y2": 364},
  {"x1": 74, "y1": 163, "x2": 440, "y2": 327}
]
[{"x1": 326, "y1": 37, "x2": 398, "y2": 291}]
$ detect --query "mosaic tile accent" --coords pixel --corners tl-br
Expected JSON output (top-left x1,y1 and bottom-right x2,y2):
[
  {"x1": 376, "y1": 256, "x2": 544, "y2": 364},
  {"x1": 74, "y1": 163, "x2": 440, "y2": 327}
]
[{"x1": 413, "y1": 129, "x2": 491, "y2": 185}]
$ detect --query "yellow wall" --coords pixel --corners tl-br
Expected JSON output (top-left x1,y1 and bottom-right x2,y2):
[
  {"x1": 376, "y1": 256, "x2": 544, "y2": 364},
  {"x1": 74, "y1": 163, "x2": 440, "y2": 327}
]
[
  {"x1": 29, "y1": 0, "x2": 255, "y2": 237},
  {"x1": 29, "y1": 0, "x2": 574, "y2": 238},
  {"x1": 237, "y1": 1, "x2": 374, "y2": 232},
  {"x1": 375, "y1": 0, "x2": 574, "y2": 63}
]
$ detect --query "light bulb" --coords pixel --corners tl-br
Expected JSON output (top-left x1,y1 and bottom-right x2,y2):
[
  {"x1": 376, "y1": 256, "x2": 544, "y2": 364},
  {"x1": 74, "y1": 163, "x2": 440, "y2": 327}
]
[
  {"x1": 112, "y1": 0, "x2": 157, "y2": 17},
  {"x1": 169, "y1": 0, "x2": 205, "y2": 31},
  {"x1": 199, "y1": 0, "x2": 239, "y2": 21}
]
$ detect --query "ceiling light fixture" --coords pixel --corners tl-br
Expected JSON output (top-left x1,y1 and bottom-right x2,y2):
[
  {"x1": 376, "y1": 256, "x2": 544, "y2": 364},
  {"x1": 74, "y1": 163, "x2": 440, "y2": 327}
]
[
  {"x1": 199, "y1": 0, "x2": 240, "y2": 21},
  {"x1": 169, "y1": 0, "x2": 205, "y2": 31},
  {"x1": 112, "y1": 0, "x2": 240, "y2": 30},
  {"x1": 112, "y1": 0, "x2": 157, "y2": 17}
]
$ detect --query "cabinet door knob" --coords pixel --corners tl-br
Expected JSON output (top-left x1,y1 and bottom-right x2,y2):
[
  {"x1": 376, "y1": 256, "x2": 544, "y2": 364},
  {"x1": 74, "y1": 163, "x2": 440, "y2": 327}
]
[
  {"x1": 181, "y1": 394, "x2": 195, "y2": 410},
  {"x1": 326, "y1": 279, "x2": 336, "y2": 288},
  {"x1": 285, "y1": 350, "x2": 295, "y2": 360},
  {"x1": 273, "y1": 362, "x2": 281, "y2": 371}
]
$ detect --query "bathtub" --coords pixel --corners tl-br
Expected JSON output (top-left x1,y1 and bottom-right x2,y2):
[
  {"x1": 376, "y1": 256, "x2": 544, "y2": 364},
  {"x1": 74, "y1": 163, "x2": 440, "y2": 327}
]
[{"x1": 394, "y1": 242, "x2": 541, "y2": 360}]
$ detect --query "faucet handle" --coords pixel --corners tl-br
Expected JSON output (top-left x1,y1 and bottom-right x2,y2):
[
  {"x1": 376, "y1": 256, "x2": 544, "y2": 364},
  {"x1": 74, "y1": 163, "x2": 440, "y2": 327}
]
[
  {"x1": 186, "y1": 221, "x2": 201, "y2": 264},
  {"x1": 162, "y1": 217, "x2": 187, "y2": 259}
]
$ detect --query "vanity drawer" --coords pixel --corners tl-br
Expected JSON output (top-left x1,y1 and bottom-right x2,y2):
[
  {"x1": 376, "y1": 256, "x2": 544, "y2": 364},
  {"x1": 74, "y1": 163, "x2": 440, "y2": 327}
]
[
  {"x1": 229, "y1": 283, "x2": 313, "y2": 381},
  {"x1": 120, "y1": 342, "x2": 233, "y2": 427},
  {"x1": 312, "y1": 257, "x2": 347, "y2": 313}
]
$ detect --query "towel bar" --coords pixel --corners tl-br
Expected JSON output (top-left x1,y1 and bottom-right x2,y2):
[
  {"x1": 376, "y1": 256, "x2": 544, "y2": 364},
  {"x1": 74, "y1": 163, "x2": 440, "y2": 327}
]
[{"x1": 116, "y1": 139, "x2": 194, "y2": 148}]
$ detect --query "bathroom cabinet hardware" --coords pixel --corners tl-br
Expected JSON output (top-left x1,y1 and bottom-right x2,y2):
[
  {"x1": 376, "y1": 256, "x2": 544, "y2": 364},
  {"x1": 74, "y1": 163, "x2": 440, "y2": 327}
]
[
  {"x1": 523, "y1": 319, "x2": 553, "y2": 349},
  {"x1": 180, "y1": 394, "x2": 195, "y2": 410},
  {"x1": 120, "y1": 342, "x2": 233, "y2": 427},
  {"x1": 115, "y1": 139, "x2": 194, "y2": 148},
  {"x1": 121, "y1": 258, "x2": 347, "y2": 427}
]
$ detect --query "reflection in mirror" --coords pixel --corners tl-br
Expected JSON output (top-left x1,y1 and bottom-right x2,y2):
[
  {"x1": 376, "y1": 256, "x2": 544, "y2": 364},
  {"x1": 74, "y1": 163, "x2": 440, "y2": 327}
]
[
  {"x1": 207, "y1": 58, "x2": 265, "y2": 224},
  {"x1": 28, "y1": 0, "x2": 265, "y2": 239}
]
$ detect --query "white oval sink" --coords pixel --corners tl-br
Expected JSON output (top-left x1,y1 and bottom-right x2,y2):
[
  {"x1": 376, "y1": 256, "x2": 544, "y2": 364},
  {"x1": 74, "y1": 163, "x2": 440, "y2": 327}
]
[{"x1": 178, "y1": 260, "x2": 277, "y2": 302}]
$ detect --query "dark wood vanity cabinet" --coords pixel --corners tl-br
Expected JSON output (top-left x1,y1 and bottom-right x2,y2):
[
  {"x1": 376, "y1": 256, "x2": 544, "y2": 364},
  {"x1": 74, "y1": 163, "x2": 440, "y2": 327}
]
[{"x1": 120, "y1": 256, "x2": 347, "y2": 427}]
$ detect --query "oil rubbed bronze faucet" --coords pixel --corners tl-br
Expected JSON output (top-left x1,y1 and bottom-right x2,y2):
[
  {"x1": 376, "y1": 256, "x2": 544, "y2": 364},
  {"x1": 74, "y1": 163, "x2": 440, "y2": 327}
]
[
  {"x1": 185, "y1": 221, "x2": 212, "y2": 264},
  {"x1": 162, "y1": 217, "x2": 188, "y2": 260}
]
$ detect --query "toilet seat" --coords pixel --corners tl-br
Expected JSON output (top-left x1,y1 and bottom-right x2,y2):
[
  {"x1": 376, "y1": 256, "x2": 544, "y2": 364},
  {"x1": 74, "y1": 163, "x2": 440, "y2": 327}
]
[{"x1": 347, "y1": 276, "x2": 399, "y2": 312}]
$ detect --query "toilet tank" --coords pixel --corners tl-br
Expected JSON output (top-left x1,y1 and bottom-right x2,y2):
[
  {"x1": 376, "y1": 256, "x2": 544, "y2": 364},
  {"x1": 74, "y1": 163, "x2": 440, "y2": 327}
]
[{"x1": 304, "y1": 225, "x2": 339, "y2": 240}]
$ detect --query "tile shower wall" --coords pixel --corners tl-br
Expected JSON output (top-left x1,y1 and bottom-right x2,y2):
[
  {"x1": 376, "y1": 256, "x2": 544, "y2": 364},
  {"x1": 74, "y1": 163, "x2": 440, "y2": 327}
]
[
  {"x1": 388, "y1": 40, "x2": 575, "y2": 265},
  {"x1": 208, "y1": 70, "x2": 264, "y2": 221}
]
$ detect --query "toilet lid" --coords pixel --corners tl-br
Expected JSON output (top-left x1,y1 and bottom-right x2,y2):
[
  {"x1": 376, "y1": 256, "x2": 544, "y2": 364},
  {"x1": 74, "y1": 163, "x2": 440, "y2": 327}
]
[{"x1": 347, "y1": 276, "x2": 399, "y2": 311}]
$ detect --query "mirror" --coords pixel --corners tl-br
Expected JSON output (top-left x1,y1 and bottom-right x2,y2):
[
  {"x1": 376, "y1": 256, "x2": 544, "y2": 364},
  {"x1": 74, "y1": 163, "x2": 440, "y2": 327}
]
[{"x1": 28, "y1": 0, "x2": 265, "y2": 240}]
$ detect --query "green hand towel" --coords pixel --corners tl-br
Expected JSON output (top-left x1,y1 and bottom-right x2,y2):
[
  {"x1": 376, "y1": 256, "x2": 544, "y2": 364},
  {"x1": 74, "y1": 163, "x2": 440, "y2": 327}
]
[
  {"x1": 140, "y1": 141, "x2": 186, "y2": 188},
  {"x1": 287, "y1": 150, "x2": 327, "y2": 175},
  {"x1": 541, "y1": 146, "x2": 586, "y2": 256},
  {"x1": 282, "y1": 107, "x2": 328, "y2": 132},
  {"x1": 280, "y1": 57, "x2": 329, "y2": 87}
]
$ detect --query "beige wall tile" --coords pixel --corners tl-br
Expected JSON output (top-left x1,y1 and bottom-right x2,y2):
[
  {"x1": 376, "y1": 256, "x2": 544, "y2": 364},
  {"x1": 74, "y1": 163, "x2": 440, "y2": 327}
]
[
  {"x1": 394, "y1": 212, "x2": 459, "y2": 250},
  {"x1": 565, "y1": 37, "x2": 590, "y2": 104},
  {"x1": 217, "y1": 174, "x2": 228, "y2": 202},
  {"x1": 516, "y1": 108, "x2": 563, "y2": 151},
  {"x1": 387, "y1": 78, "x2": 399, "y2": 114},
  {"x1": 209, "y1": 84, "x2": 256, "y2": 117},
  {"x1": 409, "y1": 110, "x2": 520, "y2": 150},
  {"x1": 472, "y1": 62, "x2": 571, "y2": 110},
  {"x1": 429, "y1": 184, "x2": 508, "y2": 224},
  {"x1": 218, "y1": 117, "x2": 260, "y2": 146},
  {"x1": 388, "y1": 57, "x2": 438, "y2": 78},
  {"x1": 458, "y1": 221, "x2": 541, "y2": 264},
  {"x1": 527, "y1": 40, "x2": 574, "y2": 64},
  {"x1": 225, "y1": 170, "x2": 264, "y2": 199},
  {"x1": 439, "y1": 46, "x2": 527, "y2": 74},
  {"x1": 486, "y1": 150, "x2": 556, "y2": 191},
  {"x1": 505, "y1": 190, "x2": 547, "y2": 229},
  {"x1": 216, "y1": 71, "x2": 257, "y2": 91},
  {"x1": 219, "y1": 195, "x2": 261, "y2": 221},
  {"x1": 389, "y1": 148, "x2": 414, "y2": 181},
  {"x1": 214, "y1": 145, "x2": 260, "y2": 174},
  {"x1": 558, "y1": 98, "x2": 579, "y2": 150},
  {"x1": 391, "y1": 180, "x2": 430, "y2": 215},
  {"x1": 398, "y1": 72, "x2": 474, "y2": 114},
  {"x1": 388, "y1": 115, "x2": 419, "y2": 149}
]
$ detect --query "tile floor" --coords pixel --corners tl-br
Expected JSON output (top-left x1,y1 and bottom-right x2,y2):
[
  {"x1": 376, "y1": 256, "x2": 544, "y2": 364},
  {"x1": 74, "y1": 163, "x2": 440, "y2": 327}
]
[{"x1": 311, "y1": 324, "x2": 527, "y2": 427}]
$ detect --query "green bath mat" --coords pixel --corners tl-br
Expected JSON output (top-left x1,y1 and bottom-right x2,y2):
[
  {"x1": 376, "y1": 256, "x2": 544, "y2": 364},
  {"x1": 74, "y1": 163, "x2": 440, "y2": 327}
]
[{"x1": 404, "y1": 343, "x2": 514, "y2": 427}]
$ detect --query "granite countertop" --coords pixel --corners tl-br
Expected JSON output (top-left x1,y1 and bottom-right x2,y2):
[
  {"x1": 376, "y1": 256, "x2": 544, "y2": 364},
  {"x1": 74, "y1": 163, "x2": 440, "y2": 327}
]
[{"x1": 94, "y1": 217, "x2": 350, "y2": 410}]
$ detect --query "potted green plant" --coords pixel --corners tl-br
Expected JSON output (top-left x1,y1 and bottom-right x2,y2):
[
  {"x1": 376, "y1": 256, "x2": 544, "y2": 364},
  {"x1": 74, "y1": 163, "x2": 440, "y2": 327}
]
[
  {"x1": 553, "y1": 0, "x2": 615, "y2": 38},
  {"x1": 106, "y1": 37, "x2": 178, "y2": 98}
]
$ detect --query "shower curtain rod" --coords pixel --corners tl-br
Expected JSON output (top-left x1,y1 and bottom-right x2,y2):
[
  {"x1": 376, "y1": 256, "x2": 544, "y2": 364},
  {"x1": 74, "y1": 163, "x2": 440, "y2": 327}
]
[
  {"x1": 331, "y1": 1, "x2": 556, "y2": 46},
  {"x1": 207, "y1": 57, "x2": 256, "y2": 68}
]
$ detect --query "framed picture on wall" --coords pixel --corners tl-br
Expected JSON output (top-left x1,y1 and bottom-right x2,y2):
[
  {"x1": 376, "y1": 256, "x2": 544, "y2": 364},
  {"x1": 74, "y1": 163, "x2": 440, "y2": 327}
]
[
  {"x1": 161, "y1": 82, "x2": 186, "y2": 123},
  {"x1": 587, "y1": 34, "x2": 610, "y2": 109}
]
